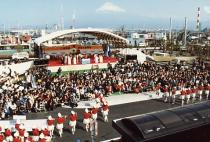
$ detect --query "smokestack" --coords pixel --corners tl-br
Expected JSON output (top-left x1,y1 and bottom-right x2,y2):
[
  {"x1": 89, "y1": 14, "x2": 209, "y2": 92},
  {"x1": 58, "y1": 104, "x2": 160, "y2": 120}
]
[
  {"x1": 196, "y1": 7, "x2": 200, "y2": 31},
  {"x1": 184, "y1": 17, "x2": 187, "y2": 47},
  {"x1": 169, "y1": 17, "x2": 172, "y2": 42}
]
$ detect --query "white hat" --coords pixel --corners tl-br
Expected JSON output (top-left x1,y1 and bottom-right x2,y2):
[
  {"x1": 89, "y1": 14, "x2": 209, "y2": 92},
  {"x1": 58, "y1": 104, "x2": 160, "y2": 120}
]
[
  {"x1": 0, "y1": 89, "x2": 3, "y2": 93},
  {"x1": 58, "y1": 113, "x2": 62, "y2": 117},
  {"x1": 24, "y1": 132, "x2": 29, "y2": 137},
  {"x1": 32, "y1": 125, "x2": 36, "y2": 129},
  {"x1": 42, "y1": 126, "x2": 46, "y2": 130},
  {"x1": 104, "y1": 102, "x2": 107, "y2": 105},
  {"x1": 16, "y1": 120, "x2": 20, "y2": 124},
  {"x1": 85, "y1": 108, "x2": 89, "y2": 113},
  {"x1": 71, "y1": 111, "x2": 75, "y2": 115},
  {"x1": 19, "y1": 124, "x2": 24, "y2": 130},
  {"x1": 48, "y1": 115, "x2": 52, "y2": 120},
  {"x1": 14, "y1": 132, "x2": 19, "y2": 137},
  {"x1": 40, "y1": 133, "x2": 44, "y2": 139}
]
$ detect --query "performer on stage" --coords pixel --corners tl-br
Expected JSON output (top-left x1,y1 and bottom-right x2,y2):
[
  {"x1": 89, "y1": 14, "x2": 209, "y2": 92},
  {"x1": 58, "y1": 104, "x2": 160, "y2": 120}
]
[
  {"x1": 32, "y1": 126, "x2": 40, "y2": 142},
  {"x1": 68, "y1": 111, "x2": 77, "y2": 135},
  {"x1": 91, "y1": 106, "x2": 98, "y2": 121},
  {"x1": 5, "y1": 127, "x2": 13, "y2": 142},
  {"x1": 56, "y1": 113, "x2": 65, "y2": 137},
  {"x1": 102, "y1": 102, "x2": 109, "y2": 122},
  {"x1": 171, "y1": 87, "x2": 176, "y2": 104},
  {"x1": 47, "y1": 115, "x2": 54, "y2": 137},
  {"x1": 83, "y1": 108, "x2": 91, "y2": 132}
]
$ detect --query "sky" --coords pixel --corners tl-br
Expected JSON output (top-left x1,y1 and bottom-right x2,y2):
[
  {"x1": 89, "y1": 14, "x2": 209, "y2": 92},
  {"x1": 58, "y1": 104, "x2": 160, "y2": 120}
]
[{"x1": 0, "y1": 0, "x2": 210, "y2": 30}]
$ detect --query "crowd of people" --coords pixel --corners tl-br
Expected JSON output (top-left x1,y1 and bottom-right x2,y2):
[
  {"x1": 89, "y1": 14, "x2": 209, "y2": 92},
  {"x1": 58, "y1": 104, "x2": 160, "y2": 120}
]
[
  {"x1": 0, "y1": 94, "x2": 109, "y2": 142},
  {"x1": 0, "y1": 59, "x2": 209, "y2": 119}
]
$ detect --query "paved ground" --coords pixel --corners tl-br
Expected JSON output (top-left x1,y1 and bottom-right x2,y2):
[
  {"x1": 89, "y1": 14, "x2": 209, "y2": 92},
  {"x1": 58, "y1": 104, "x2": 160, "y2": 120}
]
[{"x1": 26, "y1": 99, "x2": 180, "y2": 142}]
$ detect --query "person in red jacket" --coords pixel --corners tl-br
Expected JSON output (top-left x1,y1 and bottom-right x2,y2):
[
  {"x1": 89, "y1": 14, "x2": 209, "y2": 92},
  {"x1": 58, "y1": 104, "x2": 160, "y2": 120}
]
[
  {"x1": 186, "y1": 88, "x2": 192, "y2": 104},
  {"x1": 91, "y1": 106, "x2": 98, "y2": 121},
  {"x1": 171, "y1": 87, "x2": 176, "y2": 104},
  {"x1": 32, "y1": 126, "x2": 40, "y2": 142},
  {"x1": 102, "y1": 102, "x2": 109, "y2": 122},
  {"x1": 0, "y1": 132, "x2": 4, "y2": 142},
  {"x1": 56, "y1": 113, "x2": 65, "y2": 137},
  {"x1": 156, "y1": 83, "x2": 161, "y2": 96},
  {"x1": 47, "y1": 115, "x2": 54, "y2": 137},
  {"x1": 83, "y1": 108, "x2": 91, "y2": 132},
  {"x1": 15, "y1": 120, "x2": 21, "y2": 132},
  {"x1": 18, "y1": 124, "x2": 25, "y2": 142},
  {"x1": 191, "y1": 86, "x2": 197, "y2": 103},
  {"x1": 39, "y1": 133, "x2": 46, "y2": 142},
  {"x1": 68, "y1": 111, "x2": 77, "y2": 135},
  {"x1": 5, "y1": 127, "x2": 13, "y2": 142},
  {"x1": 13, "y1": 131, "x2": 21, "y2": 142},
  {"x1": 24, "y1": 132, "x2": 33, "y2": 142},
  {"x1": 205, "y1": 84, "x2": 210, "y2": 100},
  {"x1": 198, "y1": 84, "x2": 204, "y2": 101},
  {"x1": 180, "y1": 89, "x2": 186, "y2": 106},
  {"x1": 41, "y1": 127, "x2": 50, "y2": 142},
  {"x1": 163, "y1": 85, "x2": 169, "y2": 103}
]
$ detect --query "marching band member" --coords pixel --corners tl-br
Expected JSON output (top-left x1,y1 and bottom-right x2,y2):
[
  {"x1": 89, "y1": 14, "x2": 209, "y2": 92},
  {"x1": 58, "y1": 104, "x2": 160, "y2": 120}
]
[
  {"x1": 155, "y1": 83, "x2": 161, "y2": 96},
  {"x1": 24, "y1": 132, "x2": 33, "y2": 142},
  {"x1": 5, "y1": 127, "x2": 13, "y2": 142},
  {"x1": 180, "y1": 89, "x2": 186, "y2": 106},
  {"x1": 205, "y1": 84, "x2": 210, "y2": 100},
  {"x1": 18, "y1": 124, "x2": 25, "y2": 142},
  {"x1": 83, "y1": 108, "x2": 91, "y2": 132},
  {"x1": 39, "y1": 133, "x2": 46, "y2": 142},
  {"x1": 56, "y1": 113, "x2": 65, "y2": 137},
  {"x1": 41, "y1": 127, "x2": 51, "y2": 142},
  {"x1": 198, "y1": 84, "x2": 204, "y2": 101},
  {"x1": 171, "y1": 87, "x2": 176, "y2": 104},
  {"x1": 15, "y1": 120, "x2": 21, "y2": 131},
  {"x1": 163, "y1": 85, "x2": 169, "y2": 103},
  {"x1": 191, "y1": 86, "x2": 197, "y2": 103},
  {"x1": 95, "y1": 98, "x2": 101, "y2": 109},
  {"x1": 0, "y1": 131, "x2": 4, "y2": 142},
  {"x1": 13, "y1": 131, "x2": 21, "y2": 142},
  {"x1": 91, "y1": 106, "x2": 98, "y2": 121},
  {"x1": 186, "y1": 88, "x2": 192, "y2": 104},
  {"x1": 102, "y1": 102, "x2": 109, "y2": 122},
  {"x1": 47, "y1": 115, "x2": 54, "y2": 137},
  {"x1": 68, "y1": 111, "x2": 77, "y2": 135},
  {"x1": 32, "y1": 126, "x2": 40, "y2": 142}
]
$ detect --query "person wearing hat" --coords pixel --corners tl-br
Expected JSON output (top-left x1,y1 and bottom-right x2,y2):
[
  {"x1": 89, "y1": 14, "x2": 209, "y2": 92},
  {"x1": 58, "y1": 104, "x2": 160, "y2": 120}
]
[
  {"x1": 41, "y1": 127, "x2": 51, "y2": 142},
  {"x1": 15, "y1": 120, "x2": 21, "y2": 131},
  {"x1": 0, "y1": 131, "x2": 4, "y2": 142},
  {"x1": 180, "y1": 88, "x2": 186, "y2": 106},
  {"x1": 83, "y1": 108, "x2": 91, "y2": 132},
  {"x1": 18, "y1": 124, "x2": 25, "y2": 142},
  {"x1": 171, "y1": 87, "x2": 176, "y2": 104},
  {"x1": 102, "y1": 102, "x2": 109, "y2": 122},
  {"x1": 24, "y1": 132, "x2": 33, "y2": 142},
  {"x1": 68, "y1": 111, "x2": 77, "y2": 135},
  {"x1": 39, "y1": 133, "x2": 46, "y2": 142},
  {"x1": 163, "y1": 85, "x2": 169, "y2": 103},
  {"x1": 186, "y1": 88, "x2": 192, "y2": 104},
  {"x1": 198, "y1": 83, "x2": 204, "y2": 101},
  {"x1": 32, "y1": 126, "x2": 40, "y2": 142},
  {"x1": 191, "y1": 86, "x2": 197, "y2": 103},
  {"x1": 95, "y1": 98, "x2": 101, "y2": 109},
  {"x1": 13, "y1": 131, "x2": 21, "y2": 142},
  {"x1": 5, "y1": 127, "x2": 13, "y2": 142},
  {"x1": 91, "y1": 106, "x2": 98, "y2": 121},
  {"x1": 56, "y1": 113, "x2": 65, "y2": 137},
  {"x1": 47, "y1": 115, "x2": 54, "y2": 137},
  {"x1": 205, "y1": 84, "x2": 210, "y2": 100}
]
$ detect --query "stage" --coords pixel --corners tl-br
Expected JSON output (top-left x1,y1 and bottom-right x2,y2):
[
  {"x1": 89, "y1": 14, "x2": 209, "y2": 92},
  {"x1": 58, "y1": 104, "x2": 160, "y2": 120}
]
[{"x1": 47, "y1": 56, "x2": 118, "y2": 73}]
